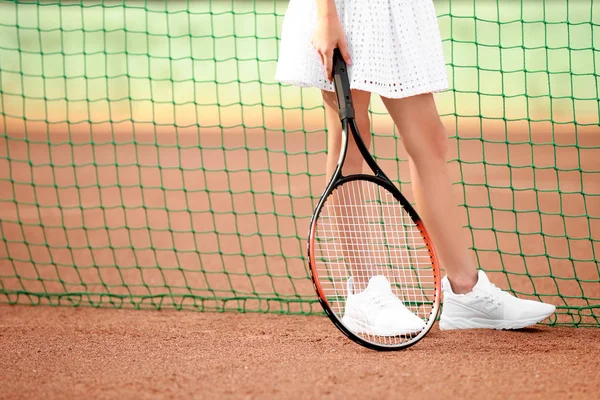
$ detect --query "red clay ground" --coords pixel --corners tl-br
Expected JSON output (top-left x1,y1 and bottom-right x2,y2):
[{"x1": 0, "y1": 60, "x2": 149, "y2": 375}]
[{"x1": 1, "y1": 304, "x2": 599, "y2": 400}]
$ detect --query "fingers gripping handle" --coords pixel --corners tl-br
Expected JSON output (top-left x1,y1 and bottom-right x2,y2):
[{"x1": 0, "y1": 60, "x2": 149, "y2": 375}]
[{"x1": 332, "y1": 48, "x2": 355, "y2": 121}]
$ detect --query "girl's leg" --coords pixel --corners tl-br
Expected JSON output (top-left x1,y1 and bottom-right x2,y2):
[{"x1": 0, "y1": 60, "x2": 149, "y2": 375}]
[
  {"x1": 322, "y1": 89, "x2": 372, "y2": 178},
  {"x1": 381, "y1": 93, "x2": 478, "y2": 294},
  {"x1": 380, "y1": 93, "x2": 556, "y2": 330},
  {"x1": 322, "y1": 89, "x2": 373, "y2": 290}
]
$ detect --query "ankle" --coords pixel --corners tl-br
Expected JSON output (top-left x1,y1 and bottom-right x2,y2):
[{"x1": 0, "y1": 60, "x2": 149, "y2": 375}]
[{"x1": 447, "y1": 273, "x2": 478, "y2": 295}]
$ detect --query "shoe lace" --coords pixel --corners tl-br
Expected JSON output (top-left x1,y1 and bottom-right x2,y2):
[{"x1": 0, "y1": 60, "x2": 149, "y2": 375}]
[
  {"x1": 366, "y1": 291, "x2": 401, "y2": 310},
  {"x1": 474, "y1": 283, "x2": 503, "y2": 306}
]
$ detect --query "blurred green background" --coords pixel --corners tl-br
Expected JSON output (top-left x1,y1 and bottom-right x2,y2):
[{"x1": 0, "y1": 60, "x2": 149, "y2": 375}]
[{"x1": 0, "y1": 0, "x2": 598, "y2": 129}]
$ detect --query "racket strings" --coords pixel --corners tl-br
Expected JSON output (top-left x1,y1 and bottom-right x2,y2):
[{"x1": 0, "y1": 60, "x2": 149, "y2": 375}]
[{"x1": 314, "y1": 179, "x2": 436, "y2": 346}]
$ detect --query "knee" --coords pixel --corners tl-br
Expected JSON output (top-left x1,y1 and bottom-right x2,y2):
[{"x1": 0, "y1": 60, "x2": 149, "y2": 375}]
[
  {"x1": 344, "y1": 102, "x2": 371, "y2": 174},
  {"x1": 344, "y1": 115, "x2": 370, "y2": 173},
  {"x1": 354, "y1": 108, "x2": 371, "y2": 143},
  {"x1": 428, "y1": 123, "x2": 449, "y2": 161},
  {"x1": 403, "y1": 120, "x2": 448, "y2": 164},
  {"x1": 349, "y1": 101, "x2": 371, "y2": 141}
]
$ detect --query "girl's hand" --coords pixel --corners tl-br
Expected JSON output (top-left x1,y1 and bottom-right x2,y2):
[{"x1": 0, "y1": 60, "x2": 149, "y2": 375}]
[{"x1": 311, "y1": 14, "x2": 352, "y2": 81}]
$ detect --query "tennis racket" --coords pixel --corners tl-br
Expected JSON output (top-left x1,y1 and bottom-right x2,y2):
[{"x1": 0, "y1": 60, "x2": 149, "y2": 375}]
[{"x1": 307, "y1": 49, "x2": 441, "y2": 351}]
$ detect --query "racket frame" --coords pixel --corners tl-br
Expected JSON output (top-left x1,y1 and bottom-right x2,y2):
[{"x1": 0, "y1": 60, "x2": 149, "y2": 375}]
[{"x1": 307, "y1": 49, "x2": 442, "y2": 351}]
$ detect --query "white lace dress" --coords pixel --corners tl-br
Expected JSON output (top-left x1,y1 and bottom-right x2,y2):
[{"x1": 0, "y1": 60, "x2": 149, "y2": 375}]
[{"x1": 275, "y1": 0, "x2": 449, "y2": 99}]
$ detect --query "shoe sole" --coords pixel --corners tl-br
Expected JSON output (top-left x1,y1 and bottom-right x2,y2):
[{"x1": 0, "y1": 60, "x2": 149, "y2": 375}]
[
  {"x1": 342, "y1": 316, "x2": 424, "y2": 336},
  {"x1": 439, "y1": 314, "x2": 553, "y2": 331}
]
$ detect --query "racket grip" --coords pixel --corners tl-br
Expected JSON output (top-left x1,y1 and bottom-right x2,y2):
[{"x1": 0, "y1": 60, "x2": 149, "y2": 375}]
[{"x1": 332, "y1": 48, "x2": 355, "y2": 121}]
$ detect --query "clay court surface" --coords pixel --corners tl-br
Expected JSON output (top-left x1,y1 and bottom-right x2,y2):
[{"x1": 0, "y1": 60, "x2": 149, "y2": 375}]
[{"x1": 1, "y1": 305, "x2": 599, "y2": 399}]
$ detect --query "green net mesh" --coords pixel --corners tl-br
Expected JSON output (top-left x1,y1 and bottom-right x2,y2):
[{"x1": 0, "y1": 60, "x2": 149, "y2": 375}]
[{"x1": 0, "y1": 0, "x2": 598, "y2": 326}]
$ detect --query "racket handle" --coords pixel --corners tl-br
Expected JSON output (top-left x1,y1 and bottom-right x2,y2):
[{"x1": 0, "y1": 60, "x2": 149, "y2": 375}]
[{"x1": 332, "y1": 48, "x2": 355, "y2": 121}]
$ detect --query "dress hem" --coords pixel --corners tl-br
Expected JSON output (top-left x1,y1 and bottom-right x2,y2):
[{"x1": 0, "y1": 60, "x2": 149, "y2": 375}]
[{"x1": 276, "y1": 77, "x2": 450, "y2": 100}]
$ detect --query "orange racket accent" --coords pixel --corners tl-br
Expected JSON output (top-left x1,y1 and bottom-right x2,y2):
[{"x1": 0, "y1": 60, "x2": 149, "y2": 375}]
[
  {"x1": 415, "y1": 218, "x2": 442, "y2": 315},
  {"x1": 308, "y1": 221, "x2": 330, "y2": 309}
]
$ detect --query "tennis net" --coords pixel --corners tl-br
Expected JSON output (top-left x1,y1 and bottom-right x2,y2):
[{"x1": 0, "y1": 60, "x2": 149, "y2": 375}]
[{"x1": 0, "y1": 0, "x2": 598, "y2": 326}]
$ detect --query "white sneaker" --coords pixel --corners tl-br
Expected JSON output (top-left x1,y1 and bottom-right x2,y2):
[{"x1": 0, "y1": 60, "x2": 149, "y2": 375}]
[
  {"x1": 439, "y1": 270, "x2": 556, "y2": 330},
  {"x1": 342, "y1": 275, "x2": 426, "y2": 336}
]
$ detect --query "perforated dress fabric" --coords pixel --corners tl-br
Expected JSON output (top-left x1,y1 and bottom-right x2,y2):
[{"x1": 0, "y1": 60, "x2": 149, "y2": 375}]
[{"x1": 275, "y1": 0, "x2": 449, "y2": 99}]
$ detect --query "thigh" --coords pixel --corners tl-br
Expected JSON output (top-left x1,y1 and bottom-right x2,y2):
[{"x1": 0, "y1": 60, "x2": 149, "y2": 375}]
[{"x1": 381, "y1": 93, "x2": 448, "y2": 160}]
